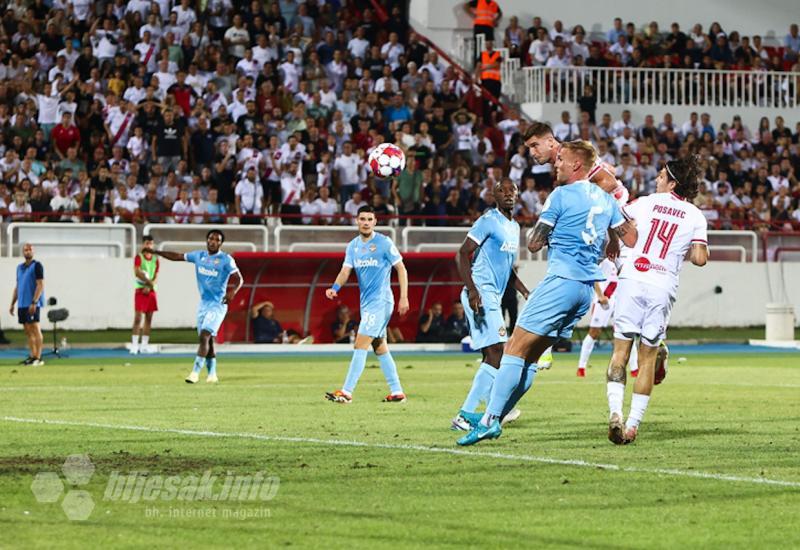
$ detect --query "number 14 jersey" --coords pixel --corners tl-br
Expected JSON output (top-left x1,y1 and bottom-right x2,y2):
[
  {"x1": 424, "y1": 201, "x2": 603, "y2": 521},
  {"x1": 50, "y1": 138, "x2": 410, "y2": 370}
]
[{"x1": 621, "y1": 192, "x2": 707, "y2": 298}]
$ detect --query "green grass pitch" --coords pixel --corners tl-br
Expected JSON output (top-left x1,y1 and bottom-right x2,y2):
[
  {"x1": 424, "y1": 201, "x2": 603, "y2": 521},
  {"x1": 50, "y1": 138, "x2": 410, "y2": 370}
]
[{"x1": 1, "y1": 351, "x2": 799, "y2": 548}]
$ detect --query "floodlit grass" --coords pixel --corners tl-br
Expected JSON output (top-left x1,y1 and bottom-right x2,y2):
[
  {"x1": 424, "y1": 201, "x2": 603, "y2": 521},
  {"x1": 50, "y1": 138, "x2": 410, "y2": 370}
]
[{"x1": 0, "y1": 351, "x2": 798, "y2": 548}]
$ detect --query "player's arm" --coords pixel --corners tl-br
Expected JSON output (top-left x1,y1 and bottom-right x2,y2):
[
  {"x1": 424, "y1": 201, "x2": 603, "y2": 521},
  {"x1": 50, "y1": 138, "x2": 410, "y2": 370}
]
[
  {"x1": 456, "y1": 237, "x2": 483, "y2": 311},
  {"x1": 9, "y1": 285, "x2": 17, "y2": 315},
  {"x1": 31, "y1": 277, "x2": 44, "y2": 314},
  {"x1": 526, "y1": 220, "x2": 553, "y2": 253},
  {"x1": 594, "y1": 282, "x2": 609, "y2": 306},
  {"x1": 325, "y1": 265, "x2": 352, "y2": 299},
  {"x1": 224, "y1": 270, "x2": 243, "y2": 304},
  {"x1": 689, "y1": 243, "x2": 709, "y2": 266},
  {"x1": 133, "y1": 262, "x2": 153, "y2": 289},
  {"x1": 612, "y1": 219, "x2": 637, "y2": 248},
  {"x1": 153, "y1": 250, "x2": 186, "y2": 261},
  {"x1": 393, "y1": 260, "x2": 409, "y2": 315},
  {"x1": 508, "y1": 268, "x2": 529, "y2": 300},
  {"x1": 589, "y1": 164, "x2": 619, "y2": 194}
]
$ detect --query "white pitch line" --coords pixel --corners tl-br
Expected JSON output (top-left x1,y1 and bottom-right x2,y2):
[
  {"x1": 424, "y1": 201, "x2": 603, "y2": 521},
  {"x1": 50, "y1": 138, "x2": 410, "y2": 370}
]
[{"x1": 2, "y1": 415, "x2": 799, "y2": 489}]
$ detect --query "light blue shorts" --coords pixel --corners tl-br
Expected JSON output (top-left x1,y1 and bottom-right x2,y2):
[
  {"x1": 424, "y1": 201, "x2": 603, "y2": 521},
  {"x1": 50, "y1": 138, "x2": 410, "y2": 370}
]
[
  {"x1": 517, "y1": 275, "x2": 593, "y2": 339},
  {"x1": 197, "y1": 301, "x2": 228, "y2": 337},
  {"x1": 358, "y1": 301, "x2": 393, "y2": 339},
  {"x1": 461, "y1": 287, "x2": 507, "y2": 350}
]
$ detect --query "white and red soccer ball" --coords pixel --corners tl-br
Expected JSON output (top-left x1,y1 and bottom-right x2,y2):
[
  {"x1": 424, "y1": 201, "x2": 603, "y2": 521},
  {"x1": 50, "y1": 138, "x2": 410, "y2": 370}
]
[{"x1": 367, "y1": 143, "x2": 406, "y2": 178}]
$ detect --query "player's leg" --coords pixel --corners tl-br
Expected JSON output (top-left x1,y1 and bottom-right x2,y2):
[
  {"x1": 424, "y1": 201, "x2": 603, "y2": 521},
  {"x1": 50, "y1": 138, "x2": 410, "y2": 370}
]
[
  {"x1": 32, "y1": 321, "x2": 43, "y2": 362},
  {"x1": 373, "y1": 337, "x2": 405, "y2": 402},
  {"x1": 205, "y1": 336, "x2": 219, "y2": 383},
  {"x1": 22, "y1": 321, "x2": 34, "y2": 364},
  {"x1": 187, "y1": 329, "x2": 212, "y2": 384},
  {"x1": 141, "y1": 312, "x2": 154, "y2": 352},
  {"x1": 578, "y1": 326, "x2": 602, "y2": 377},
  {"x1": 131, "y1": 310, "x2": 142, "y2": 354},
  {"x1": 326, "y1": 333, "x2": 372, "y2": 403},
  {"x1": 628, "y1": 336, "x2": 639, "y2": 377},
  {"x1": 606, "y1": 337, "x2": 633, "y2": 444},
  {"x1": 623, "y1": 291, "x2": 673, "y2": 442}
]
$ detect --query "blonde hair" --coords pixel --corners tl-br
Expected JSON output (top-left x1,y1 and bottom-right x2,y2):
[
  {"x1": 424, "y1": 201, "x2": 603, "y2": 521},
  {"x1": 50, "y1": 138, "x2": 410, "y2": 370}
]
[{"x1": 560, "y1": 140, "x2": 597, "y2": 168}]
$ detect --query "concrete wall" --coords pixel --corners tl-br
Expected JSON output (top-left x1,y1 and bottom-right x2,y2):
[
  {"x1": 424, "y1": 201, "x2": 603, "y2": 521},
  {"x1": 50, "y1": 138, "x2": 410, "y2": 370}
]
[
  {"x1": 2, "y1": 257, "x2": 798, "y2": 331},
  {"x1": 411, "y1": 0, "x2": 796, "y2": 43}
]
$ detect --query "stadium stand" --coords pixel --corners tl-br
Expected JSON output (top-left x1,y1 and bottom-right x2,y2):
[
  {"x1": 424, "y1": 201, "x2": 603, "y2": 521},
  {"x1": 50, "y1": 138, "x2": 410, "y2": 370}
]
[{"x1": 0, "y1": 0, "x2": 796, "y2": 238}]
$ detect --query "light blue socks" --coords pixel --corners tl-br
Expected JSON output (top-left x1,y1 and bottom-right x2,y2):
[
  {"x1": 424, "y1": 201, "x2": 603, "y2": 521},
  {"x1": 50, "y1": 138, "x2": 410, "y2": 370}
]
[
  {"x1": 461, "y1": 363, "x2": 497, "y2": 412},
  {"x1": 378, "y1": 352, "x2": 403, "y2": 394},
  {"x1": 342, "y1": 349, "x2": 369, "y2": 394}
]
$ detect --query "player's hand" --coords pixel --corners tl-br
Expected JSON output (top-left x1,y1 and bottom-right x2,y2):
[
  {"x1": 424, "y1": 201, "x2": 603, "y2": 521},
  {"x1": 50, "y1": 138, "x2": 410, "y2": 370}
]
[
  {"x1": 398, "y1": 297, "x2": 409, "y2": 315},
  {"x1": 598, "y1": 295, "x2": 609, "y2": 308},
  {"x1": 28, "y1": 304, "x2": 36, "y2": 315},
  {"x1": 467, "y1": 288, "x2": 482, "y2": 313},
  {"x1": 142, "y1": 287, "x2": 150, "y2": 295},
  {"x1": 222, "y1": 290, "x2": 235, "y2": 304},
  {"x1": 8, "y1": 304, "x2": 13, "y2": 315},
  {"x1": 325, "y1": 288, "x2": 338, "y2": 300}
]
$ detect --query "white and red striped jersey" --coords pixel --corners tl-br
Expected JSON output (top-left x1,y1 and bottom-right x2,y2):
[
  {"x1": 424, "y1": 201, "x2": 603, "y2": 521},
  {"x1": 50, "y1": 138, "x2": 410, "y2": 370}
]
[{"x1": 620, "y1": 192, "x2": 707, "y2": 298}]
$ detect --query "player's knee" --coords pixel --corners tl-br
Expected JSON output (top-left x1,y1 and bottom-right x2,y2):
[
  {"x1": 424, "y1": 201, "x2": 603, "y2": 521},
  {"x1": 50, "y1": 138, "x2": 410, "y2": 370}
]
[
  {"x1": 641, "y1": 334, "x2": 660, "y2": 347},
  {"x1": 484, "y1": 345, "x2": 503, "y2": 367},
  {"x1": 588, "y1": 327, "x2": 601, "y2": 339},
  {"x1": 371, "y1": 338, "x2": 385, "y2": 352}
]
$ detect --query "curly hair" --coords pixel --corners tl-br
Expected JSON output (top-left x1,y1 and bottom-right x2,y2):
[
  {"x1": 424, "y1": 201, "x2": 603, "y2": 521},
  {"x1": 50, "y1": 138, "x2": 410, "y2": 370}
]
[{"x1": 666, "y1": 155, "x2": 703, "y2": 201}]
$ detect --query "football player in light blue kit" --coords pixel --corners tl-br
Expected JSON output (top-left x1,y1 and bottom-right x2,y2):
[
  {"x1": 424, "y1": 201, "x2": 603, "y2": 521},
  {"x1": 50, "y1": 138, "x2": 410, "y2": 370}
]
[
  {"x1": 325, "y1": 205, "x2": 410, "y2": 404},
  {"x1": 155, "y1": 229, "x2": 243, "y2": 384},
  {"x1": 452, "y1": 178, "x2": 530, "y2": 431},
  {"x1": 458, "y1": 140, "x2": 638, "y2": 445}
]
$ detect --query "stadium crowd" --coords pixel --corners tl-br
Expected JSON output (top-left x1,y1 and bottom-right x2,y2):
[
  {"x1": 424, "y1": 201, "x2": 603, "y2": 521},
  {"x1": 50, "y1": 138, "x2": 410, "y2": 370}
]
[
  {"x1": 0, "y1": 0, "x2": 797, "y2": 232},
  {"x1": 514, "y1": 17, "x2": 800, "y2": 73}
]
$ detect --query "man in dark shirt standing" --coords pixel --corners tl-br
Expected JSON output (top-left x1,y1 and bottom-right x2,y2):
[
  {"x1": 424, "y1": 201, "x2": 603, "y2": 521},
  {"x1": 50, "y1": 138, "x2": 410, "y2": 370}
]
[
  {"x1": 9, "y1": 243, "x2": 45, "y2": 365},
  {"x1": 152, "y1": 109, "x2": 186, "y2": 173},
  {"x1": 84, "y1": 164, "x2": 114, "y2": 221}
]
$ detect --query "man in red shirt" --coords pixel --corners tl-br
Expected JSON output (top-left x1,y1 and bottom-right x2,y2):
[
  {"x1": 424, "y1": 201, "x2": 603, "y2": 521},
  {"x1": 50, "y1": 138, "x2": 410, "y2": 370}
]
[
  {"x1": 167, "y1": 70, "x2": 198, "y2": 117},
  {"x1": 50, "y1": 112, "x2": 81, "y2": 158}
]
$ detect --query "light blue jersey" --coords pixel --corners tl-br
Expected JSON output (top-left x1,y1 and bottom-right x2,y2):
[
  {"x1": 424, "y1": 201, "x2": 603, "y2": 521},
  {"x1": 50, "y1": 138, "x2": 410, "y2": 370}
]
[
  {"x1": 467, "y1": 208, "x2": 520, "y2": 295},
  {"x1": 518, "y1": 181, "x2": 624, "y2": 339},
  {"x1": 185, "y1": 249, "x2": 239, "y2": 336},
  {"x1": 344, "y1": 232, "x2": 402, "y2": 339},
  {"x1": 462, "y1": 208, "x2": 519, "y2": 350},
  {"x1": 185, "y1": 250, "x2": 239, "y2": 303},
  {"x1": 539, "y1": 181, "x2": 624, "y2": 282}
]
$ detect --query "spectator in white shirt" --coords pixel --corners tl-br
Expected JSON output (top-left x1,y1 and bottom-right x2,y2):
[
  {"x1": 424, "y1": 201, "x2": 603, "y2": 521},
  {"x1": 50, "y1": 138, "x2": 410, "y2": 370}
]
[
  {"x1": 333, "y1": 141, "x2": 363, "y2": 203},
  {"x1": 545, "y1": 45, "x2": 570, "y2": 69},
  {"x1": 279, "y1": 51, "x2": 300, "y2": 93},
  {"x1": 343, "y1": 191, "x2": 366, "y2": 224},
  {"x1": 312, "y1": 184, "x2": 339, "y2": 224},
  {"x1": 235, "y1": 167, "x2": 265, "y2": 224},
  {"x1": 189, "y1": 187, "x2": 206, "y2": 223},
  {"x1": 348, "y1": 26, "x2": 370, "y2": 59},
  {"x1": 171, "y1": 188, "x2": 192, "y2": 223},
  {"x1": 553, "y1": 111, "x2": 579, "y2": 141},
  {"x1": 767, "y1": 164, "x2": 790, "y2": 192},
  {"x1": 381, "y1": 32, "x2": 405, "y2": 70},
  {"x1": 609, "y1": 34, "x2": 634, "y2": 64}
]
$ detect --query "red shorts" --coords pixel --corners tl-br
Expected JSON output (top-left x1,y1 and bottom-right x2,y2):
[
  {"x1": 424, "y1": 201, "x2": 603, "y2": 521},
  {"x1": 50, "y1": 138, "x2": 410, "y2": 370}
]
[{"x1": 134, "y1": 288, "x2": 159, "y2": 313}]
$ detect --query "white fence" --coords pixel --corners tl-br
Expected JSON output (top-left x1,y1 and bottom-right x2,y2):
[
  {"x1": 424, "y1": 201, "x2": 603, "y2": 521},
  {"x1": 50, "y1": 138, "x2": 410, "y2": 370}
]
[
  {"x1": 0, "y1": 222, "x2": 768, "y2": 261},
  {"x1": 274, "y1": 226, "x2": 397, "y2": 252},
  {"x1": 142, "y1": 224, "x2": 268, "y2": 252},
  {"x1": 5, "y1": 222, "x2": 136, "y2": 258},
  {"x1": 523, "y1": 66, "x2": 800, "y2": 108}
]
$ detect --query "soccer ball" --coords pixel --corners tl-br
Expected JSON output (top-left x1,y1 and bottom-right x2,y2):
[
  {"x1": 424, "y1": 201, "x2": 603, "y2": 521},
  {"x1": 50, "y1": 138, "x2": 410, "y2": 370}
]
[{"x1": 367, "y1": 143, "x2": 406, "y2": 178}]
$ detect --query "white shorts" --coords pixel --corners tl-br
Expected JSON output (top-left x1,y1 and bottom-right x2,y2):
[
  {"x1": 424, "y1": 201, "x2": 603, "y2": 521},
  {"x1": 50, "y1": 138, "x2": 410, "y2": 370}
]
[
  {"x1": 588, "y1": 296, "x2": 615, "y2": 328},
  {"x1": 613, "y1": 279, "x2": 674, "y2": 345}
]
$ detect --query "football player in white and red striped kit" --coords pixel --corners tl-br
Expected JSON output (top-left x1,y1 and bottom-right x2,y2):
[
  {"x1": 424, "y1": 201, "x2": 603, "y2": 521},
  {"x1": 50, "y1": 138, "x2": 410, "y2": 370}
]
[
  {"x1": 607, "y1": 156, "x2": 709, "y2": 445},
  {"x1": 523, "y1": 122, "x2": 630, "y2": 370}
]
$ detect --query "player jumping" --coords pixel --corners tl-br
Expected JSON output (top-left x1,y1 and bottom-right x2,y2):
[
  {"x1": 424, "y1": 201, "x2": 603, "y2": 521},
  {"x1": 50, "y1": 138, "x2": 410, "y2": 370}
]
[
  {"x1": 325, "y1": 205, "x2": 409, "y2": 404},
  {"x1": 523, "y1": 122, "x2": 629, "y2": 370},
  {"x1": 131, "y1": 235, "x2": 159, "y2": 354},
  {"x1": 457, "y1": 140, "x2": 637, "y2": 446},
  {"x1": 154, "y1": 229, "x2": 243, "y2": 384},
  {"x1": 607, "y1": 156, "x2": 708, "y2": 445},
  {"x1": 452, "y1": 178, "x2": 529, "y2": 431}
]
